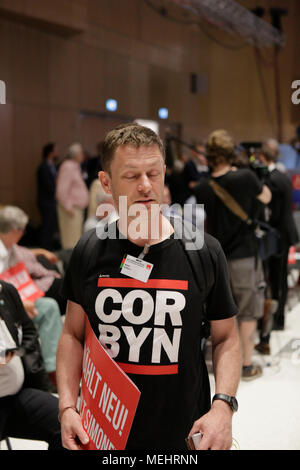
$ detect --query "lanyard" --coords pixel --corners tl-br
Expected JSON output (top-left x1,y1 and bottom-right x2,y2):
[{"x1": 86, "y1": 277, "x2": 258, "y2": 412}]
[{"x1": 138, "y1": 243, "x2": 150, "y2": 260}]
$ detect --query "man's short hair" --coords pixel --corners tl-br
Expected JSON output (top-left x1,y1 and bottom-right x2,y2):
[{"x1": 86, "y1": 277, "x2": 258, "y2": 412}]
[
  {"x1": 42, "y1": 142, "x2": 55, "y2": 160},
  {"x1": 101, "y1": 123, "x2": 165, "y2": 173},
  {"x1": 260, "y1": 139, "x2": 279, "y2": 162},
  {"x1": 206, "y1": 129, "x2": 235, "y2": 167},
  {"x1": 0, "y1": 206, "x2": 29, "y2": 233}
]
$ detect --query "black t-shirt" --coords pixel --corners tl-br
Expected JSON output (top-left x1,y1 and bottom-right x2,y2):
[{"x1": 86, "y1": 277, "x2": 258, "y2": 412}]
[
  {"x1": 193, "y1": 169, "x2": 263, "y2": 259},
  {"x1": 62, "y1": 224, "x2": 237, "y2": 450}
]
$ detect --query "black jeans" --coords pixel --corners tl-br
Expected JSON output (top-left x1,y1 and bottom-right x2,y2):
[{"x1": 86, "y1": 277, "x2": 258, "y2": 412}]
[
  {"x1": 0, "y1": 388, "x2": 63, "y2": 450},
  {"x1": 260, "y1": 245, "x2": 289, "y2": 343}
]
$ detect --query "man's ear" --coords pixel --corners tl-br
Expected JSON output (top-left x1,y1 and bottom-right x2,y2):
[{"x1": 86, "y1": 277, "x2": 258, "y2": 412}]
[{"x1": 99, "y1": 171, "x2": 112, "y2": 195}]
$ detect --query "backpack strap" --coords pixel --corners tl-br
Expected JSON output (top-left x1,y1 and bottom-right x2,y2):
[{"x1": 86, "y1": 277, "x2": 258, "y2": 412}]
[{"x1": 168, "y1": 215, "x2": 215, "y2": 338}]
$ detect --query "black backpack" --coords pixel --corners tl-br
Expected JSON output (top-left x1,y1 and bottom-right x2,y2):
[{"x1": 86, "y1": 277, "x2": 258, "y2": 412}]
[{"x1": 167, "y1": 215, "x2": 215, "y2": 339}]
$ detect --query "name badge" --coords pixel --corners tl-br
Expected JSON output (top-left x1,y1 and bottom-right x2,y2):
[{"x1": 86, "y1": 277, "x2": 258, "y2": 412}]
[{"x1": 120, "y1": 254, "x2": 153, "y2": 283}]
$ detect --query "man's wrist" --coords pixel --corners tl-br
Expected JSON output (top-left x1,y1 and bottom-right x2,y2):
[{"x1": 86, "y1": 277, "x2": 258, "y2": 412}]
[
  {"x1": 58, "y1": 405, "x2": 78, "y2": 423},
  {"x1": 212, "y1": 393, "x2": 238, "y2": 413},
  {"x1": 211, "y1": 398, "x2": 234, "y2": 414}
]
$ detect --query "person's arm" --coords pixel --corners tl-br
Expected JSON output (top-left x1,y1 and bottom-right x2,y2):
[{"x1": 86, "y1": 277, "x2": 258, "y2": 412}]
[
  {"x1": 56, "y1": 300, "x2": 89, "y2": 450},
  {"x1": 56, "y1": 161, "x2": 74, "y2": 215},
  {"x1": 30, "y1": 248, "x2": 58, "y2": 265},
  {"x1": 188, "y1": 316, "x2": 241, "y2": 450},
  {"x1": 256, "y1": 184, "x2": 272, "y2": 204},
  {"x1": 5, "y1": 282, "x2": 40, "y2": 353}
]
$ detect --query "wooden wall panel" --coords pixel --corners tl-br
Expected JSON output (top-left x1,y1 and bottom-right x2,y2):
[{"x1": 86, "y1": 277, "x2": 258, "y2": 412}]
[
  {"x1": 87, "y1": 0, "x2": 139, "y2": 38},
  {"x1": 48, "y1": 108, "x2": 80, "y2": 160},
  {"x1": 0, "y1": 103, "x2": 14, "y2": 196},
  {"x1": 128, "y1": 59, "x2": 149, "y2": 119},
  {"x1": 103, "y1": 52, "x2": 131, "y2": 115},
  {"x1": 48, "y1": 37, "x2": 79, "y2": 108},
  {"x1": 10, "y1": 24, "x2": 49, "y2": 105},
  {"x1": 13, "y1": 104, "x2": 49, "y2": 221},
  {"x1": 0, "y1": 21, "x2": 12, "y2": 102},
  {"x1": 79, "y1": 44, "x2": 105, "y2": 111}
]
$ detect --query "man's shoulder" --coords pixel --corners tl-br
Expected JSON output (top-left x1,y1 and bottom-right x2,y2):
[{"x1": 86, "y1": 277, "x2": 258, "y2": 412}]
[
  {"x1": 227, "y1": 168, "x2": 255, "y2": 181},
  {"x1": 271, "y1": 168, "x2": 291, "y2": 185},
  {"x1": 72, "y1": 225, "x2": 117, "y2": 259},
  {"x1": 203, "y1": 232, "x2": 222, "y2": 260},
  {"x1": 74, "y1": 228, "x2": 102, "y2": 253}
]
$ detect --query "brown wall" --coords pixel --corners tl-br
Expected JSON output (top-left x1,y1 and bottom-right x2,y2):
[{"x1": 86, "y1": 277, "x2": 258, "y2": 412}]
[{"x1": 0, "y1": 0, "x2": 299, "y2": 223}]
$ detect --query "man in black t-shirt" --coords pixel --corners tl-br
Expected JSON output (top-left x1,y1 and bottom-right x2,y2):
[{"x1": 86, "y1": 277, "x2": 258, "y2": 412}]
[
  {"x1": 57, "y1": 123, "x2": 241, "y2": 451},
  {"x1": 193, "y1": 130, "x2": 272, "y2": 381},
  {"x1": 255, "y1": 143, "x2": 299, "y2": 353}
]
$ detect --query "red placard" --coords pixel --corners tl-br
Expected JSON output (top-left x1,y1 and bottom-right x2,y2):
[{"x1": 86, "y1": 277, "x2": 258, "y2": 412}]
[
  {"x1": 292, "y1": 174, "x2": 300, "y2": 191},
  {"x1": 0, "y1": 262, "x2": 44, "y2": 302},
  {"x1": 80, "y1": 318, "x2": 141, "y2": 450}
]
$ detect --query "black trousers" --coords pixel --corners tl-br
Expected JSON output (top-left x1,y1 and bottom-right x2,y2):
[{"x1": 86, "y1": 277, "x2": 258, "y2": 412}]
[
  {"x1": 0, "y1": 388, "x2": 63, "y2": 450},
  {"x1": 268, "y1": 245, "x2": 289, "y2": 328},
  {"x1": 260, "y1": 245, "x2": 289, "y2": 343},
  {"x1": 39, "y1": 203, "x2": 59, "y2": 251}
]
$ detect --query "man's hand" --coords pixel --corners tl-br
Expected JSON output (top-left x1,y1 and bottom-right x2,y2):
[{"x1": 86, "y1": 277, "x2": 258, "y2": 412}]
[
  {"x1": 30, "y1": 248, "x2": 58, "y2": 264},
  {"x1": 60, "y1": 408, "x2": 89, "y2": 450},
  {"x1": 188, "y1": 400, "x2": 233, "y2": 450},
  {"x1": 23, "y1": 300, "x2": 39, "y2": 319},
  {"x1": 0, "y1": 351, "x2": 16, "y2": 367},
  {"x1": 67, "y1": 208, "x2": 74, "y2": 217}
]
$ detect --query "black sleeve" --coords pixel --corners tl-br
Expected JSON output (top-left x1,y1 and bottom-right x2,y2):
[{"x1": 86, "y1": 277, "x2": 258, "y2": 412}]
[
  {"x1": 246, "y1": 169, "x2": 263, "y2": 197},
  {"x1": 61, "y1": 244, "x2": 83, "y2": 305},
  {"x1": 5, "y1": 282, "x2": 38, "y2": 353},
  {"x1": 206, "y1": 244, "x2": 238, "y2": 321},
  {"x1": 60, "y1": 230, "x2": 94, "y2": 305}
]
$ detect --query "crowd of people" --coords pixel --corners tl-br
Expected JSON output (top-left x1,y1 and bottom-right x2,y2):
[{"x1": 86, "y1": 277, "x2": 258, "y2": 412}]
[{"x1": 0, "y1": 121, "x2": 299, "y2": 450}]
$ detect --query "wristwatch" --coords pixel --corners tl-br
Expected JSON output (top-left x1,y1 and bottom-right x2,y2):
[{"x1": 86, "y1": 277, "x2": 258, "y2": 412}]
[{"x1": 212, "y1": 394, "x2": 238, "y2": 412}]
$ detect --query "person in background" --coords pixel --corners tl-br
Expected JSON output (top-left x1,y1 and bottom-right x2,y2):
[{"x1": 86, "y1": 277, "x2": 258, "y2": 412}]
[
  {"x1": 83, "y1": 178, "x2": 115, "y2": 232},
  {"x1": 0, "y1": 280, "x2": 63, "y2": 449},
  {"x1": 255, "y1": 142, "x2": 299, "y2": 353},
  {"x1": 193, "y1": 129, "x2": 272, "y2": 381},
  {"x1": 37, "y1": 143, "x2": 59, "y2": 250},
  {"x1": 86, "y1": 141, "x2": 104, "y2": 188},
  {"x1": 56, "y1": 143, "x2": 89, "y2": 250},
  {"x1": 182, "y1": 141, "x2": 209, "y2": 202},
  {"x1": 0, "y1": 206, "x2": 63, "y2": 389}
]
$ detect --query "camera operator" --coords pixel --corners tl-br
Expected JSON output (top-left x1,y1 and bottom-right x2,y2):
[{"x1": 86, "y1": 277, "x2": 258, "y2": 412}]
[{"x1": 193, "y1": 129, "x2": 272, "y2": 381}]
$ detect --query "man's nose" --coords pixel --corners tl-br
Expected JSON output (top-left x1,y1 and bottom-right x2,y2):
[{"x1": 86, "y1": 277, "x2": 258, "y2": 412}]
[{"x1": 137, "y1": 174, "x2": 151, "y2": 193}]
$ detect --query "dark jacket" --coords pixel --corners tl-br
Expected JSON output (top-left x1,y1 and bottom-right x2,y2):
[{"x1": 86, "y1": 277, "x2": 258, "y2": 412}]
[
  {"x1": 267, "y1": 169, "x2": 299, "y2": 247},
  {"x1": 37, "y1": 160, "x2": 57, "y2": 207},
  {"x1": 0, "y1": 281, "x2": 49, "y2": 391}
]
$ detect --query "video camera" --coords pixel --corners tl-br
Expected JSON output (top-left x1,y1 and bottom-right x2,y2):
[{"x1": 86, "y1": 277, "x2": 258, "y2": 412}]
[{"x1": 239, "y1": 141, "x2": 269, "y2": 181}]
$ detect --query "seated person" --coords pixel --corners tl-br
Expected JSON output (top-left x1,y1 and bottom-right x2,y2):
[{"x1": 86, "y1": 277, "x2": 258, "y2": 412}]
[
  {"x1": 0, "y1": 206, "x2": 63, "y2": 387},
  {"x1": 0, "y1": 280, "x2": 63, "y2": 449}
]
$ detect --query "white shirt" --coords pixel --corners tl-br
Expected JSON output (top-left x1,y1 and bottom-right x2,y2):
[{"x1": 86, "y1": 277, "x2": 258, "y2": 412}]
[
  {"x1": 0, "y1": 355, "x2": 24, "y2": 398},
  {"x1": 0, "y1": 239, "x2": 9, "y2": 273},
  {"x1": 268, "y1": 163, "x2": 276, "y2": 173},
  {"x1": 0, "y1": 319, "x2": 24, "y2": 398}
]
